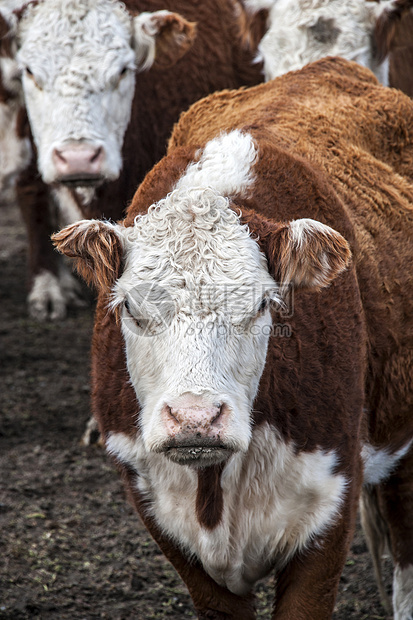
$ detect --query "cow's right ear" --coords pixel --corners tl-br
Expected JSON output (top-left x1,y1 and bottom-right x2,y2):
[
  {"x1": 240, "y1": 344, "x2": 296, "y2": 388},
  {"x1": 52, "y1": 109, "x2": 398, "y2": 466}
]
[
  {"x1": 374, "y1": 0, "x2": 413, "y2": 61},
  {"x1": 133, "y1": 11, "x2": 197, "y2": 71},
  {"x1": 51, "y1": 220, "x2": 124, "y2": 293},
  {"x1": 241, "y1": 209, "x2": 351, "y2": 291}
]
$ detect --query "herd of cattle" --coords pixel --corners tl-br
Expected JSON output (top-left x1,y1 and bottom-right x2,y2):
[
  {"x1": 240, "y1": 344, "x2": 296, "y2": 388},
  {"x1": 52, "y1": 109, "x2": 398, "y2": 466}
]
[{"x1": 2, "y1": 1, "x2": 413, "y2": 618}]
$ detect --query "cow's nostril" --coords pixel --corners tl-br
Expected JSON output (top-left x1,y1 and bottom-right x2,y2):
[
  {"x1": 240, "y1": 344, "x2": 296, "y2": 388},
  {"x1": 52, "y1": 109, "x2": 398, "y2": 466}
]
[
  {"x1": 54, "y1": 149, "x2": 66, "y2": 163},
  {"x1": 90, "y1": 146, "x2": 102, "y2": 163},
  {"x1": 211, "y1": 405, "x2": 223, "y2": 425},
  {"x1": 166, "y1": 405, "x2": 178, "y2": 422}
]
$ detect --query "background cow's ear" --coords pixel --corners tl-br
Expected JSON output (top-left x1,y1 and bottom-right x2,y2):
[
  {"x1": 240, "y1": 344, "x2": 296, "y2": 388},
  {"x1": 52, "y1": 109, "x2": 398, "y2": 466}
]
[
  {"x1": 51, "y1": 220, "x2": 124, "y2": 293},
  {"x1": 241, "y1": 209, "x2": 351, "y2": 290},
  {"x1": 0, "y1": 9, "x2": 17, "y2": 57},
  {"x1": 374, "y1": 0, "x2": 413, "y2": 61},
  {"x1": 133, "y1": 11, "x2": 196, "y2": 71}
]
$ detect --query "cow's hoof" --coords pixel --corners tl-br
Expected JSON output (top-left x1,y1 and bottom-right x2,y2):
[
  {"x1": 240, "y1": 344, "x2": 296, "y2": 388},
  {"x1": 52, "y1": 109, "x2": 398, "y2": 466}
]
[
  {"x1": 28, "y1": 268, "x2": 88, "y2": 321},
  {"x1": 28, "y1": 270, "x2": 67, "y2": 321},
  {"x1": 80, "y1": 416, "x2": 102, "y2": 446}
]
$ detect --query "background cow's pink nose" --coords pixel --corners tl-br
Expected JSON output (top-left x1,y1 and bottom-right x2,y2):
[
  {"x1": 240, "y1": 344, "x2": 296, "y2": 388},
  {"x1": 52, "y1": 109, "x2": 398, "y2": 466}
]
[
  {"x1": 162, "y1": 402, "x2": 229, "y2": 440},
  {"x1": 53, "y1": 143, "x2": 104, "y2": 177}
]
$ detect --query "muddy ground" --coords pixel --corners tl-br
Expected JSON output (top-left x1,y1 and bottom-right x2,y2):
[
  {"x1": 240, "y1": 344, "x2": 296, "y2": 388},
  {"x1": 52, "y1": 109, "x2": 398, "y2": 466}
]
[{"x1": 0, "y1": 202, "x2": 394, "y2": 619}]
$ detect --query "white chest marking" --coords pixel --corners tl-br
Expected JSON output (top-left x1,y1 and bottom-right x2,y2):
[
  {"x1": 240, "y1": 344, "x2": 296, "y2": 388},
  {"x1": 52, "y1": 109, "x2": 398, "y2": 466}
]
[{"x1": 107, "y1": 423, "x2": 347, "y2": 594}]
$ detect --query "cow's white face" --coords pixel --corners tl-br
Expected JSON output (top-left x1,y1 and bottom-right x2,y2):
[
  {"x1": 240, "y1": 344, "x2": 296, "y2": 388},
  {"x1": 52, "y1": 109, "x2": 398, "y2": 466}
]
[
  {"x1": 16, "y1": 0, "x2": 136, "y2": 185},
  {"x1": 112, "y1": 187, "x2": 279, "y2": 467},
  {"x1": 245, "y1": 0, "x2": 390, "y2": 83},
  {"x1": 7, "y1": 0, "x2": 194, "y2": 191}
]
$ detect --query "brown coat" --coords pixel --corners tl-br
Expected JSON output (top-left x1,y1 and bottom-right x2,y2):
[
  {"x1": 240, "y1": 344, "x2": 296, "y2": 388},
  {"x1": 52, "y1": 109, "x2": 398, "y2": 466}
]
[{"x1": 54, "y1": 57, "x2": 413, "y2": 618}]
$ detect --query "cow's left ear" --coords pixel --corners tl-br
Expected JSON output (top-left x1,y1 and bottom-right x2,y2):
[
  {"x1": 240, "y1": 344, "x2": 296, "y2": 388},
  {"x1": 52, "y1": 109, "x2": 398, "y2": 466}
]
[
  {"x1": 242, "y1": 210, "x2": 351, "y2": 290},
  {"x1": 133, "y1": 11, "x2": 197, "y2": 71},
  {"x1": 51, "y1": 220, "x2": 125, "y2": 293}
]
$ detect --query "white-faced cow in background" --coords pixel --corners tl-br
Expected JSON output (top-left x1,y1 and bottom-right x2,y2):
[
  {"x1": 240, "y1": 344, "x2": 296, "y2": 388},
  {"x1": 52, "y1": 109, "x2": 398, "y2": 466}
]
[
  {"x1": 53, "y1": 58, "x2": 413, "y2": 619},
  {"x1": 243, "y1": 0, "x2": 413, "y2": 88},
  {"x1": 0, "y1": 0, "x2": 264, "y2": 319}
]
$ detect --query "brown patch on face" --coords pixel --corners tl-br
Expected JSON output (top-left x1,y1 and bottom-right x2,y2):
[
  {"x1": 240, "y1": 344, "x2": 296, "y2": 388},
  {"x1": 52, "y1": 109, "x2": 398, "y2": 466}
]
[
  {"x1": 309, "y1": 17, "x2": 340, "y2": 45},
  {"x1": 14, "y1": 1, "x2": 42, "y2": 21},
  {"x1": 196, "y1": 463, "x2": 225, "y2": 530}
]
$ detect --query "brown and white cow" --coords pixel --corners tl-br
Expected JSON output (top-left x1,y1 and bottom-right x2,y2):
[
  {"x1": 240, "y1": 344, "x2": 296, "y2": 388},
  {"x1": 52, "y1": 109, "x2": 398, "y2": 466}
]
[
  {"x1": 0, "y1": 0, "x2": 264, "y2": 319},
  {"x1": 52, "y1": 58, "x2": 413, "y2": 618},
  {"x1": 243, "y1": 0, "x2": 413, "y2": 91}
]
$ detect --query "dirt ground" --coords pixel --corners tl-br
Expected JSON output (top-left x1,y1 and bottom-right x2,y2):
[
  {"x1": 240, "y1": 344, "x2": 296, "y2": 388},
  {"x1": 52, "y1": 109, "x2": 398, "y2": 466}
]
[{"x1": 0, "y1": 201, "x2": 394, "y2": 619}]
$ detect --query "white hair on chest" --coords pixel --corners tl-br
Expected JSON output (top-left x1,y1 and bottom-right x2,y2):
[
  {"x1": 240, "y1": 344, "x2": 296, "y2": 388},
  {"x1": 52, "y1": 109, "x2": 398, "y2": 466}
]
[{"x1": 107, "y1": 423, "x2": 348, "y2": 595}]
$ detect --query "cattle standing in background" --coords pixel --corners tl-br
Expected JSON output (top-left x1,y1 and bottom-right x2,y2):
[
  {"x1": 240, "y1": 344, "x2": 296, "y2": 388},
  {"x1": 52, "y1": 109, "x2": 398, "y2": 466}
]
[
  {"x1": 0, "y1": 0, "x2": 264, "y2": 320},
  {"x1": 243, "y1": 0, "x2": 413, "y2": 89},
  {"x1": 52, "y1": 58, "x2": 413, "y2": 619},
  {"x1": 0, "y1": 2, "x2": 31, "y2": 205}
]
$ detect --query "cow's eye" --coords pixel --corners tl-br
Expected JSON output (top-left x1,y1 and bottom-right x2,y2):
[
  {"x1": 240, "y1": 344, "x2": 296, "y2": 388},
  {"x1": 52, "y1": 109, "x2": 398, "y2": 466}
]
[
  {"x1": 109, "y1": 66, "x2": 130, "y2": 90},
  {"x1": 258, "y1": 298, "x2": 268, "y2": 313},
  {"x1": 124, "y1": 299, "x2": 143, "y2": 329},
  {"x1": 124, "y1": 298, "x2": 132, "y2": 313},
  {"x1": 25, "y1": 68, "x2": 42, "y2": 89}
]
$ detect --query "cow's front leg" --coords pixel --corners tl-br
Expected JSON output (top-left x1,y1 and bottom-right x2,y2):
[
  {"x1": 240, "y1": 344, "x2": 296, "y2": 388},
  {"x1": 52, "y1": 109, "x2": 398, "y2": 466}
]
[
  {"x1": 273, "y1": 502, "x2": 358, "y2": 620},
  {"x1": 17, "y1": 165, "x2": 86, "y2": 320},
  {"x1": 17, "y1": 168, "x2": 62, "y2": 320}
]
